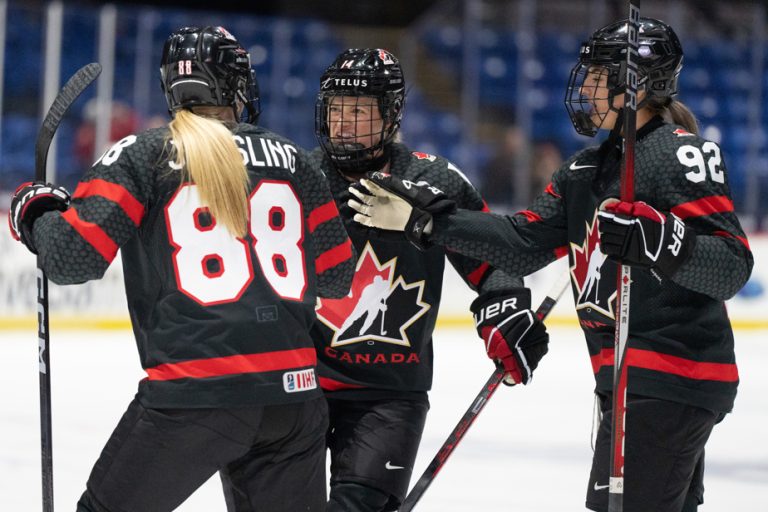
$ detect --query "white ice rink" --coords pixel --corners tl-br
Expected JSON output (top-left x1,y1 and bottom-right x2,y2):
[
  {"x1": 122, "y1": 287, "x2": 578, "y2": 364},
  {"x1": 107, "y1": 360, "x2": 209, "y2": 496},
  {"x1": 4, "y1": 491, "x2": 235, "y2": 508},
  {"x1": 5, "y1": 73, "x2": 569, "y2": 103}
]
[{"x1": 1, "y1": 324, "x2": 766, "y2": 511}]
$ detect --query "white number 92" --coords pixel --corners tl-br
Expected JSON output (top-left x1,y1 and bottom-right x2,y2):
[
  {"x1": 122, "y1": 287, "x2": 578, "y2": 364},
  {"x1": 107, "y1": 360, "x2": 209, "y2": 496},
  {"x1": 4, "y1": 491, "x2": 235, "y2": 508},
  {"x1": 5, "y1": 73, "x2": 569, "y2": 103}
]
[{"x1": 677, "y1": 142, "x2": 724, "y2": 184}]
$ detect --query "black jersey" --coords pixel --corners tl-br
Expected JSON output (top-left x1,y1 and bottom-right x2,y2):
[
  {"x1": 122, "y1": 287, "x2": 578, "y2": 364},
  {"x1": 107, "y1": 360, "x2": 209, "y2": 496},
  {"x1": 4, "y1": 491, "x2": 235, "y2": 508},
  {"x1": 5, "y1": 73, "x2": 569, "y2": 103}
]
[
  {"x1": 32, "y1": 123, "x2": 356, "y2": 408},
  {"x1": 432, "y1": 118, "x2": 753, "y2": 413},
  {"x1": 309, "y1": 143, "x2": 521, "y2": 399}
]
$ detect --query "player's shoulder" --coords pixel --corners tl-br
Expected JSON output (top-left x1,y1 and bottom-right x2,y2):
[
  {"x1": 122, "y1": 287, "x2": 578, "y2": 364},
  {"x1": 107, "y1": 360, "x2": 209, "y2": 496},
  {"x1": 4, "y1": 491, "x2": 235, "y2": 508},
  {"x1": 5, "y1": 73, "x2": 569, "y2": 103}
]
[
  {"x1": 391, "y1": 143, "x2": 475, "y2": 193},
  {"x1": 307, "y1": 146, "x2": 327, "y2": 167},
  {"x1": 648, "y1": 123, "x2": 715, "y2": 151},
  {"x1": 559, "y1": 146, "x2": 601, "y2": 174},
  {"x1": 238, "y1": 123, "x2": 303, "y2": 150},
  {"x1": 129, "y1": 126, "x2": 168, "y2": 151},
  {"x1": 93, "y1": 127, "x2": 168, "y2": 170}
]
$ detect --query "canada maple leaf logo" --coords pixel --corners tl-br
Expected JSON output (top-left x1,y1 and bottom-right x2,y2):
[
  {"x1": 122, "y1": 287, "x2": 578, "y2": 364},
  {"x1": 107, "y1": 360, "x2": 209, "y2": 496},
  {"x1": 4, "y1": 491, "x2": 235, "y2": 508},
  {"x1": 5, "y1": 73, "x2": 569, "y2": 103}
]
[
  {"x1": 570, "y1": 209, "x2": 616, "y2": 319},
  {"x1": 673, "y1": 128, "x2": 694, "y2": 137},
  {"x1": 316, "y1": 242, "x2": 430, "y2": 347},
  {"x1": 411, "y1": 151, "x2": 436, "y2": 161}
]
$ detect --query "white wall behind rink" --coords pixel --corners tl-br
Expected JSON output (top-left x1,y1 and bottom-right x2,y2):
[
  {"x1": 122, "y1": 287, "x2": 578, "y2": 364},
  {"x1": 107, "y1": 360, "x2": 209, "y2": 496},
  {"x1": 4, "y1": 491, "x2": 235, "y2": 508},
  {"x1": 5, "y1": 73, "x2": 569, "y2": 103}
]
[{"x1": 0, "y1": 213, "x2": 764, "y2": 330}]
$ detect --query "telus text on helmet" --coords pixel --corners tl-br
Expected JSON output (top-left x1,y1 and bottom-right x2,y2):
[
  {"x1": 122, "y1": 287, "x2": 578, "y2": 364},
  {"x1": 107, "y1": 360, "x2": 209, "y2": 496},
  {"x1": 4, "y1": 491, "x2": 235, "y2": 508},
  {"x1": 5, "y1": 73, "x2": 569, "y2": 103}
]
[{"x1": 322, "y1": 78, "x2": 368, "y2": 89}]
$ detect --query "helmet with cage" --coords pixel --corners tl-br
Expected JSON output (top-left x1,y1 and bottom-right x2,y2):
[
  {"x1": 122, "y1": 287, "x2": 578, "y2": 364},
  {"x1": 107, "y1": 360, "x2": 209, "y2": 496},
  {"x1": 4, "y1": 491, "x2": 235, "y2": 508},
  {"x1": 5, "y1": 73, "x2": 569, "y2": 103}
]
[
  {"x1": 565, "y1": 17, "x2": 684, "y2": 136},
  {"x1": 315, "y1": 48, "x2": 406, "y2": 174},
  {"x1": 160, "y1": 26, "x2": 260, "y2": 123}
]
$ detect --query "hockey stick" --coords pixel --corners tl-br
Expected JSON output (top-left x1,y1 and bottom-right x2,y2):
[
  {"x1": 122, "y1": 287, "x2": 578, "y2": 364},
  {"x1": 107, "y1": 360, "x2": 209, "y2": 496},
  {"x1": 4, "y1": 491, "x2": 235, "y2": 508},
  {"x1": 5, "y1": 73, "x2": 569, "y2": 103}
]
[
  {"x1": 399, "y1": 271, "x2": 570, "y2": 512},
  {"x1": 380, "y1": 302, "x2": 387, "y2": 335},
  {"x1": 35, "y1": 62, "x2": 102, "y2": 512},
  {"x1": 609, "y1": 4, "x2": 640, "y2": 511}
]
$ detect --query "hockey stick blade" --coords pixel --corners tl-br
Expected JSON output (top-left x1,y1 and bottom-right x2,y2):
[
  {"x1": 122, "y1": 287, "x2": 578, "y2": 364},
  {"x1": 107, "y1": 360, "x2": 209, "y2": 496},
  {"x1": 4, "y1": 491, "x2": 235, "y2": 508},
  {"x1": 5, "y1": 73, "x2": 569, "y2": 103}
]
[
  {"x1": 35, "y1": 62, "x2": 102, "y2": 181},
  {"x1": 399, "y1": 271, "x2": 570, "y2": 511}
]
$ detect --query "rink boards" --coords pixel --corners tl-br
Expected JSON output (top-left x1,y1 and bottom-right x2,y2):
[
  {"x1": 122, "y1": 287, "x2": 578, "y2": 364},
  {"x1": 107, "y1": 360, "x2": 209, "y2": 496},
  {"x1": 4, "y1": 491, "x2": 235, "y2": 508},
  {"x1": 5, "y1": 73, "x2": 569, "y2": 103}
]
[{"x1": 1, "y1": 213, "x2": 765, "y2": 330}]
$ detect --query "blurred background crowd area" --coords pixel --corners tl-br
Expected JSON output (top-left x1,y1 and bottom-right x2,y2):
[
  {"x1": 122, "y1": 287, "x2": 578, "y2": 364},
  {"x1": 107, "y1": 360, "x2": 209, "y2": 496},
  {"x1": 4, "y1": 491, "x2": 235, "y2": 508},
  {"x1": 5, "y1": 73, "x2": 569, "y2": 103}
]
[{"x1": 0, "y1": 0, "x2": 766, "y2": 227}]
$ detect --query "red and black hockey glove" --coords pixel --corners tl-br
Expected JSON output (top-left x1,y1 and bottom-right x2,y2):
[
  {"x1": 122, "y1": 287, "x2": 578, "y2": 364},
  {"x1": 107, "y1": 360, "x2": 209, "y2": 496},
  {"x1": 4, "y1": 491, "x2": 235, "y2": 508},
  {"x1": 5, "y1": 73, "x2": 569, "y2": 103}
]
[
  {"x1": 470, "y1": 289, "x2": 549, "y2": 386},
  {"x1": 348, "y1": 172, "x2": 456, "y2": 250},
  {"x1": 598, "y1": 200, "x2": 695, "y2": 279},
  {"x1": 8, "y1": 181, "x2": 71, "y2": 254}
]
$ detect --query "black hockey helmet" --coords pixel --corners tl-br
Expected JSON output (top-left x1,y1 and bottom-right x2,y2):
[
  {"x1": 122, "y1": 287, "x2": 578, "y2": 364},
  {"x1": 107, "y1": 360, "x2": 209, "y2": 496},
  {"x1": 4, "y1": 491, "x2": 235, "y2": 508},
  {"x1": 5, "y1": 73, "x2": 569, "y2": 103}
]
[
  {"x1": 160, "y1": 26, "x2": 260, "y2": 123},
  {"x1": 315, "y1": 48, "x2": 406, "y2": 174},
  {"x1": 565, "y1": 17, "x2": 683, "y2": 136}
]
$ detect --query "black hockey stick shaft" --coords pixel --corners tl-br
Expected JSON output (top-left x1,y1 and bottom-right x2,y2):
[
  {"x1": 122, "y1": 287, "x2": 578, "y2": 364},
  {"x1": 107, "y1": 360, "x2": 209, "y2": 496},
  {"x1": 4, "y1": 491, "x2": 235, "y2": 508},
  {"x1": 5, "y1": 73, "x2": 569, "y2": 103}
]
[
  {"x1": 35, "y1": 62, "x2": 102, "y2": 512},
  {"x1": 609, "y1": 3, "x2": 640, "y2": 511},
  {"x1": 399, "y1": 272, "x2": 570, "y2": 512}
]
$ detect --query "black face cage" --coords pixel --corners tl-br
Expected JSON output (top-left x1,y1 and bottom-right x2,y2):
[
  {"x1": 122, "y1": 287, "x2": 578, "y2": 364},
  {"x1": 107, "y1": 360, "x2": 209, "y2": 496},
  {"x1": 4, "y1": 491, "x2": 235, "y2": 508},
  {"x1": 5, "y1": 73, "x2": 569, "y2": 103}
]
[
  {"x1": 315, "y1": 91, "x2": 403, "y2": 174},
  {"x1": 565, "y1": 63, "x2": 624, "y2": 137},
  {"x1": 564, "y1": 29, "x2": 683, "y2": 137}
]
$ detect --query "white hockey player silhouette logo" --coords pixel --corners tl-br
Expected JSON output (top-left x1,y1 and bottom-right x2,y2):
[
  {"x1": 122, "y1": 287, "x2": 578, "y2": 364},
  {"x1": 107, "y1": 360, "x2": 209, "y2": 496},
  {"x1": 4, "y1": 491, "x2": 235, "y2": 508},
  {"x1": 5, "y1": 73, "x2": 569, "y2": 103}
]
[
  {"x1": 578, "y1": 244, "x2": 607, "y2": 305},
  {"x1": 339, "y1": 275, "x2": 391, "y2": 336},
  {"x1": 571, "y1": 209, "x2": 617, "y2": 319},
  {"x1": 316, "y1": 243, "x2": 430, "y2": 347}
]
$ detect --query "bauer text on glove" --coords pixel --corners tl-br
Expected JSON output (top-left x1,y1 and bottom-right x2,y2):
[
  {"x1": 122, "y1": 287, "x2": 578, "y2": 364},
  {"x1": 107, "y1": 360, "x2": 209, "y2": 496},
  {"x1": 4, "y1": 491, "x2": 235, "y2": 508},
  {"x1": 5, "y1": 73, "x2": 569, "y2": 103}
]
[{"x1": 470, "y1": 289, "x2": 549, "y2": 385}]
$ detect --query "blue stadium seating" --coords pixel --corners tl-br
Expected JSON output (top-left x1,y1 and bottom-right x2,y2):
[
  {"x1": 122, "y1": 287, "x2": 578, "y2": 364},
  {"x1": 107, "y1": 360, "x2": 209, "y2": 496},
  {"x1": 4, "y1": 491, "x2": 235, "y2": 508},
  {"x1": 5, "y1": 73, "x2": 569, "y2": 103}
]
[{"x1": 1, "y1": 3, "x2": 765, "y2": 211}]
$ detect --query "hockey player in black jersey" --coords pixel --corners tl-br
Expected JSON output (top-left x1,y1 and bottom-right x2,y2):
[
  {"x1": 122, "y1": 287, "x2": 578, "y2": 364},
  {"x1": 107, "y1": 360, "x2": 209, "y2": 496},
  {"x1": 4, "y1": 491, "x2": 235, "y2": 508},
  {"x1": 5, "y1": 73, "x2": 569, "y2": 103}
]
[
  {"x1": 9, "y1": 26, "x2": 355, "y2": 512},
  {"x1": 256, "y1": 48, "x2": 546, "y2": 512},
  {"x1": 351, "y1": 19, "x2": 753, "y2": 512}
]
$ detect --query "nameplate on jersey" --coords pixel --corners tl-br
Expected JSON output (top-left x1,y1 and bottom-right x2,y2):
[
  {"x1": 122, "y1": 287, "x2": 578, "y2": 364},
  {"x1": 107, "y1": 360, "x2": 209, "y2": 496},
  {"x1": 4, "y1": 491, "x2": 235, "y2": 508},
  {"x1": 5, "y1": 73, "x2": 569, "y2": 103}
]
[
  {"x1": 233, "y1": 135, "x2": 297, "y2": 173},
  {"x1": 283, "y1": 368, "x2": 317, "y2": 393}
]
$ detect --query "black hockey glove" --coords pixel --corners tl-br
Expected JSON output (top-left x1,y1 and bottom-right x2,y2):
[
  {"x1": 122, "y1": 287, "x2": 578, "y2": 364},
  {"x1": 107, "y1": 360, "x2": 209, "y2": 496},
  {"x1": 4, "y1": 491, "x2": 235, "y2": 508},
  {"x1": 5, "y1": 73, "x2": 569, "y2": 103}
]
[
  {"x1": 348, "y1": 172, "x2": 457, "y2": 250},
  {"x1": 470, "y1": 289, "x2": 549, "y2": 386},
  {"x1": 598, "y1": 199, "x2": 695, "y2": 278},
  {"x1": 8, "y1": 181, "x2": 71, "y2": 254}
]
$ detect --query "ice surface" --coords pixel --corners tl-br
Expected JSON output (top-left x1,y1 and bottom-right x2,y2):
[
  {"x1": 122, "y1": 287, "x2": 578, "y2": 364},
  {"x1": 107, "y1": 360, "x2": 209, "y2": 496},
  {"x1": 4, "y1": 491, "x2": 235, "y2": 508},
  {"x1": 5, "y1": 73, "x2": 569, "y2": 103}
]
[{"x1": 1, "y1": 325, "x2": 766, "y2": 511}]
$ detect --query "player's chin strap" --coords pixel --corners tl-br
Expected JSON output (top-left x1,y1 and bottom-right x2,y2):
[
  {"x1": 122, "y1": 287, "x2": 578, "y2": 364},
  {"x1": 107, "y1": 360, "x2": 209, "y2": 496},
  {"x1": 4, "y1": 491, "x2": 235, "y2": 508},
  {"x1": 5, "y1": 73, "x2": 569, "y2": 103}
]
[
  {"x1": 333, "y1": 145, "x2": 391, "y2": 177},
  {"x1": 237, "y1": 90, "x2": 259, "y2": 124}
]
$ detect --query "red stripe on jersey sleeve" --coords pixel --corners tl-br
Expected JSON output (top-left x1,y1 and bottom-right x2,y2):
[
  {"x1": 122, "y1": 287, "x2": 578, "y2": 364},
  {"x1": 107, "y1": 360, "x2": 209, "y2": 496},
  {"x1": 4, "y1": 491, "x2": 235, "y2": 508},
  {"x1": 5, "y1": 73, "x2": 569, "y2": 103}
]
[
  {"x1": 480, "y1": 201, "x2": 491, "y2": 212},
  {"x1": 554, "y1": 246, "x2": 569, "y2": 259},
  {"x1": 73, "y1": 179, "x2": 145, "y2": 226},
  {"x1": 671, "y1": 195, "x2": 733, "y2": 220},
  {"x1": 466, "y1": 261, "x2": 490, "y2": 286},
  {"x1": 61, "y1": 208, "x2": 119, "y2": 263},
  {"x1": 517, "y1": 210, "x2": 543, "y2": 223},
  {"x1": 315, "y1": 239, "x2": 353, "y2": 274},
  {"x1": 146, "y1": 347, "x2": 317, "y2": 381},
  {"x1": 308, "y1": 200, "x2": 340, "y2": 233},
  {"x1": 544, "y1": 182, "x2": 561, "y2": 198},
  {"x1": 713, "y1": 230, "x2": 750, "y2": 250},
  {"x1": 319, "y1": 377, "x2": 365, "y2": 391},
  {"x1": 590, "y1": 347, "x2": 738, "y2": 382}
]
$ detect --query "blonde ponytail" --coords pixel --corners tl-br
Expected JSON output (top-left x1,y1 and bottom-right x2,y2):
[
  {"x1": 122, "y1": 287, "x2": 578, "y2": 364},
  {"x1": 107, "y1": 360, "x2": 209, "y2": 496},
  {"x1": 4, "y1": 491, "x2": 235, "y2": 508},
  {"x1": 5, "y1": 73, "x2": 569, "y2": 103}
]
[
  {"x1": 167, "y1": 109, "x2": 249, "y2": 238},
  {"x1": 647, "y1": 97, "x2": 700, "y2": 135}
]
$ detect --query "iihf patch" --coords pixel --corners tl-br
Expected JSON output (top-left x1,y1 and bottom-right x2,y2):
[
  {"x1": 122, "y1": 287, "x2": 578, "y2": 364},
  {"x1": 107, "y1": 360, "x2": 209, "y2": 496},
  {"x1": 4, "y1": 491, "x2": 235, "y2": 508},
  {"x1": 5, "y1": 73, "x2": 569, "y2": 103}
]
[{"x1": 283, "y1": 369, "x2": 317, "y2": 393}]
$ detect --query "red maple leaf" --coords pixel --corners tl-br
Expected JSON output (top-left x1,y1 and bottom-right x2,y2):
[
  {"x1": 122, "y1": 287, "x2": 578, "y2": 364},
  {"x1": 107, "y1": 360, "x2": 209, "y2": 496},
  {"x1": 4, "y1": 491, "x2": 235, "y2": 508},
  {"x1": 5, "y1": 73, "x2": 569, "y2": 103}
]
[
  {"x1": 316, "y1": 246, "x2": 392, "y2": 330},
  {"x1": 570, "y1": 211, "x2": 601, "y2": 293}
]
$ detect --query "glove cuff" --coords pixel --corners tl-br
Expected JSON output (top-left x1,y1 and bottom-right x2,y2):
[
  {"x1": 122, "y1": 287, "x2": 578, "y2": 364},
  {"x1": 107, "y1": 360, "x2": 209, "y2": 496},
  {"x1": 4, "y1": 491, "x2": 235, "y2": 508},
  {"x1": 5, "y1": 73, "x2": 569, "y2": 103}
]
[
  {"x1": 403, "y1": 197, "x2": 456, "y2": 251},
  {"x1": 404, "y1": 211, "x2": 433, "y2": 250},
  {"x1": 658, "y1": 218, "x2": 696, "y2": 278}
]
